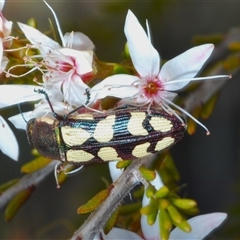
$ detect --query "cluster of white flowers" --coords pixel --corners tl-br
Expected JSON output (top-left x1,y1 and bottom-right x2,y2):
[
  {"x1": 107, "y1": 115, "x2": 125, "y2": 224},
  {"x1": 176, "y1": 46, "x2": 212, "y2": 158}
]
[{"x1": 0, "y1": 1, "x2": 228, "y2": 238}]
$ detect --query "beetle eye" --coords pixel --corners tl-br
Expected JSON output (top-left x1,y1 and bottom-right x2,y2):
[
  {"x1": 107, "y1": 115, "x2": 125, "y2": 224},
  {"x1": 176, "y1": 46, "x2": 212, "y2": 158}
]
[{"x1": 26, "y1": 118, "x2": 36, "y2": 147}]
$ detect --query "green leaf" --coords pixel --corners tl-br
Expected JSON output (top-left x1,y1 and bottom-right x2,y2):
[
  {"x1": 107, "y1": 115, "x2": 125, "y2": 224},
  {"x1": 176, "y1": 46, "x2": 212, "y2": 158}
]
[
  {"x1": 147, "y1": 211, "x2": 158, "y2": 225},
  {"x1": 229, "y1": 42, "x2": 240, "y2": 51},
  {"x1": 154, "y1": 186, "x2": 169, "y2": 199},
  {"x1": 187, "y1": 106, "x2": 201, "y2": 135},
  {"x1": 139, "y1": 166, "x2": 156, "y2": 181},
  {"x1": 173, "y1": 218, "x2": 191, "y2": 232},
  {"x1": 158, "y1": 199, "x2": 170, "y2": 210},
  {"x1": 159, "y1": 209, "x2": 172, "y2": 240},
  {"x1": 21, "y1": 156, "x2": 51, "y2": 173},
  {"x1": 116, "y1": 160, "x2": 132, "y2": 169},
  {"x1": 171, "y1": 198, "x2": 197, "y2": 210},
  {"x1": 201, "y1": 93, "x2": 219, "y2": 119},
  {"x1": 4, "y1": 187, "x2": 35, "y2": 222},
  {"x1": 113, "y1": 64, "x2": 131, "y2": 74},
  {"x1": 141, "y1": 199, "x2": 158, "y2": 215},
  {"x1": 146, "y1": 184, "x2": 156, "y2": 198},
  {"x1": 77, "y1": 189, "x2": 110, "y2": 214},
  {"x1": 124, "y1": 42, "x2": 130, "y2": 59},
  {"x1": 120, "y1": 202, "x2": 142, "y2": 215},
  {"x1": 167, "y1": 205, "x2": 182, "y2": 223},
  {"x1": 104, "y1": 206, "x2": 121, "y2": 234},
  {"x1": 27, "y1": 18, "x2": 37, "y2": 28},
  {"x1": 0, "y1": 179, "x2": 19, "y2": 193},
  {"x1": 164, "y1": 154, "x2": 180, "y2": 182}
]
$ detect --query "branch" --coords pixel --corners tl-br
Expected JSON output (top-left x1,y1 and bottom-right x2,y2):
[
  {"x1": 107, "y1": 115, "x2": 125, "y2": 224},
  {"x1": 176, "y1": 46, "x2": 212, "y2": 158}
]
[
  {"x1": 71, "y1": 157, "x2": 151, "y2": 240},
  {"x1": 0, "y1": 161, "x2": 57, "y2": 210}
]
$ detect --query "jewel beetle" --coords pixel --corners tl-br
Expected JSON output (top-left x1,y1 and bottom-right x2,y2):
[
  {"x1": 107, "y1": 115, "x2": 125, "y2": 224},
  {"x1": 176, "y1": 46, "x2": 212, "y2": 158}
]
[{"x1": 26, "y1": 90, "x2": 186, "y2": 165}]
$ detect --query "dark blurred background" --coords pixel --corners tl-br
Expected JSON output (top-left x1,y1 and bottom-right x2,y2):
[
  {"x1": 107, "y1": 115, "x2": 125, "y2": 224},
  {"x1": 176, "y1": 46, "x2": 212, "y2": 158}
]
[{"x1": 1, "y1": 0, "x2": 240, "y2": 239}]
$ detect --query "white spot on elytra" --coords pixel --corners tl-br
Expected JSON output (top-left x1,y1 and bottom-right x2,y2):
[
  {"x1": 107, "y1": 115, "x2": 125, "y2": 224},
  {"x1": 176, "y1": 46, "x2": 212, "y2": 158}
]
[
  {"x1": 66, "y1": 149, "x2": 94, "y2": 162},
  {"x1": 97, "y1": 147, "x2": 122, "y2": 161},
  {"x1": 127, "y1": 112, "x2": 148, "y2": 136},
  {"x1": 155, "y1": 137, "x2": 174, "y2": 151},
  {"x1": 132, "y1": 142, "x2": 151, "y2": 158},
  {"x1": 149, "y1": 117, "x2": 172, "y2": 132},
  {"x1": 62, "y1": 126, "x2": 91, "y2": 146},
  {"x1": 93, "y1": 115, "x2": 115, "y2": 143}
]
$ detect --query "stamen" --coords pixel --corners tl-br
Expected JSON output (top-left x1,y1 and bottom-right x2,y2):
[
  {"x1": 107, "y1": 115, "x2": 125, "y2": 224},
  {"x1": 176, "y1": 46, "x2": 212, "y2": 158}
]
[
  {"x1": 161, "y1": 100, "x2": 185, "y2": 124},
  {"x1": 43, "y1": 0, "x2": 65, "y2": 47},
  {"x1": 65, "y1": 165, "x2": 84, "y2": 175},
  {"x1": 164, "y1": 75, "x2": 231, "y2": 86},
  {"x1": 4, "y1": 45, "x2": 28, "y2": 52},
  {"x1": 162, "y1": 96, "x2": 210, "y2": 135},
  {"x1": 5, "y1": 65, "x2": 38, "y2": 78},
  {"x1": 33, "y1": 77, "x2": 44, "y2": 85}
]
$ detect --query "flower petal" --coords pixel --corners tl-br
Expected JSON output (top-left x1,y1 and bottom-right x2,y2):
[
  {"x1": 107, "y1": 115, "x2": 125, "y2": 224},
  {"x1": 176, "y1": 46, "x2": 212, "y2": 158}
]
[
  {"x1": 108, "y1": 162, "x2": 123, "y2": 182},
  {"x1": 30, "y1": 100, "x2": 74, "y2": 119},
  {"x1": 62, "y1": 76, "x2": 89, "y2": 107},
  {"x1": 0, "y1": 85, "x2": 44, "y2": 108},
  {"x1": 17, "y1": 22, "x2": 61, "y2": 53},
  {"x1": 0, "y1": 1, "x2": 5, "y2": 11},
  {"x1": 160, "y1": 44, "x2": 214, "y2": 91},
  {"x1": 1, "y1": 55, "x2": 8, "y2": 71},
  {"x1": 124, "y1": 10, "x2": 160, "y2": 78},
  {"x1": 100, "y1": 228, "x2": 143, "y2": 240},
  {"x1": 0, "y1": 12, "x2": 12, "y2": 37},
  {"x1": 8, "y1": 111, "x2": 32, "y2": 130},
  {"x1": 89, "y1": 74, "x2": 139, "y2": 104},
  {"x1": 170, "y1": 212, "x2": 227, "y2": 239},
  {"x1": 0, "y1": 115, "x2": 19, "y2": 161},
  {"x1": 59, "y1": 48, "x2": 93, "y2": 75},
  {"x1": 64, "y1": 32, "x2": 95, "y2": 51}
]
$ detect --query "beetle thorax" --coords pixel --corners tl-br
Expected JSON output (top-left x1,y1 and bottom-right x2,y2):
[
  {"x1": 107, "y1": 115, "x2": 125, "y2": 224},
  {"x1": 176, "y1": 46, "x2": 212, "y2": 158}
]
[{"x1": 27, "y1": 117, "x2": 61, "y2": 160}]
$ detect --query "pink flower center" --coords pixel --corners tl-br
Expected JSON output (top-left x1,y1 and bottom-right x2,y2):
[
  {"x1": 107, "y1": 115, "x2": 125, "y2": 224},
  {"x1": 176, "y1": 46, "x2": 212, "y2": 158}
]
[
  {"x1": 56, "y1": 57, "x2": 75, "y2": 73},
  {"x1": 143, "y1": 78, "x2": 163, "y2": 97}
]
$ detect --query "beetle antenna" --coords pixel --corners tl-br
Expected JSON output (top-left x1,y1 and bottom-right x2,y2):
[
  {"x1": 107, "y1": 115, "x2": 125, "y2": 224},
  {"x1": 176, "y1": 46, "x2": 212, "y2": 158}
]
[
  {"x1": 65, "y1": 164, "x2": 84, "y2": 175},
  {"x1": 18, "y1": 103, "x2": 28, "y2": 123},
  {"x1": 84, "y1": 88, "x2": 91, "y2": 106},
  {"x1": 34, "y1": 89, "x2": 62, "y2": 120}
]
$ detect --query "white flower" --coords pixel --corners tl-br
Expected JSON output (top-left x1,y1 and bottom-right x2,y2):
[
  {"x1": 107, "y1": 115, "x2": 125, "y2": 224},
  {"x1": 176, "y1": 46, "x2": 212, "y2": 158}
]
[
  {"x1": 98, "y1": 212, "x2": 227, "y2": 240},
  {"x1": 0, "y1": 85, "x2": 44, "y2": 108},
  {"x1": 0, "y1": 84, "x2": 45, "y2": 129},
  {"x1": 0, "y1": 12, "x2": 12, "y2": 39},
  {"x1": 13, "y1": 1, "x2": 94, "y2": 108},
  {"x1": 0, "y1": 84, "x2": 45, "y2": 161},
  {"x1": 0, "y1": 0, "x2": 5, "y2": 11},
  {"x1": 90, "y1": 10, "x2": 229, "y2": 134},
  {"x1": 0, "y1": 2, "x2": 13, "y2": 72},
  {"x1": 0, "y1": 115, "x2": 19, "y2": 161}
]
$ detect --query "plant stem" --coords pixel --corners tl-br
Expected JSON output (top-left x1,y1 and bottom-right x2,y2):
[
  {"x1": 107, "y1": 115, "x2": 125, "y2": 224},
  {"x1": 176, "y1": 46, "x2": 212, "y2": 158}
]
[{"x1": 71, "y1": 157, "x2": 150, "y2": 240}]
